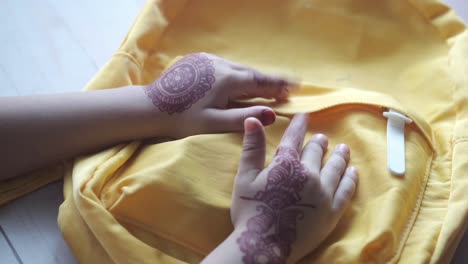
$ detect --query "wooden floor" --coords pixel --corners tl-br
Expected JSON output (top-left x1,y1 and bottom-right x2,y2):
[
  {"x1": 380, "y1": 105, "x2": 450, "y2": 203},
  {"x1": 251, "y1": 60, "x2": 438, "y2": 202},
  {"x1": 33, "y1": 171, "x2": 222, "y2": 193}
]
[
  {"x1": 0, "y1": 0, "x2": 144, "y2": 263},
  {"x1": 0, "y1": 0, "x2": 466, "y2": 263}
]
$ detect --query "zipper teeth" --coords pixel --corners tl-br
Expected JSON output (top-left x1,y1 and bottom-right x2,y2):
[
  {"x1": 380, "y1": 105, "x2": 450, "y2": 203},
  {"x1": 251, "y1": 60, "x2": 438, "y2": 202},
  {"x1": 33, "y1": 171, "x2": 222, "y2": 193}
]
[{"x1": 292, "y1": 103, "x2": 433, "y2": 149}]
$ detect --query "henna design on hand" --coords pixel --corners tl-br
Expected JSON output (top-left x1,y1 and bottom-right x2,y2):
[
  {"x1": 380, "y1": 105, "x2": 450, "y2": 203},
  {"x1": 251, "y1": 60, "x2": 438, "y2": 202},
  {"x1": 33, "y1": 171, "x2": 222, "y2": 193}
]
[
  {"x1": 238, "y1": 147, "x2": 314, "y2": 264},
  {"x1": 144, "y1": 53, "x2": 215, "y2": 114}
]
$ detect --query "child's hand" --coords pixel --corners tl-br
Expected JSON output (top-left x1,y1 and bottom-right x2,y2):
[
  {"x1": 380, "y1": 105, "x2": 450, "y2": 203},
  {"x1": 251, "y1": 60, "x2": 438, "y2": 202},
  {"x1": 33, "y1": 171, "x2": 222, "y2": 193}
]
[
  {"x1": 230, "y1": 114, "x2": 358, "y2": 263},
  {"x1": 142, "y1": 52, "x2": 297, "y2": 138}
]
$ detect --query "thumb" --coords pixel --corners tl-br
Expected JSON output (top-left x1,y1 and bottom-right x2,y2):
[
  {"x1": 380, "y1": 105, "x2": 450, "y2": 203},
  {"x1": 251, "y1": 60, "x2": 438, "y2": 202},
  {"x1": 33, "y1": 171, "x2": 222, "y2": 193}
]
[
  {"x1": 204, "y1": 106, "x2": 276, "y2": 133},
  {"x1": 238, "y1": 117, "x2": 267, "y2": 182}
]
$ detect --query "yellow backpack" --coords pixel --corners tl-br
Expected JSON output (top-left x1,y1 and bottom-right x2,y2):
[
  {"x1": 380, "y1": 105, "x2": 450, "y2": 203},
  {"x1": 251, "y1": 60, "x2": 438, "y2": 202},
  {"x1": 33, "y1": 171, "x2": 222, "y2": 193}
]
[{"x1": 3, "y1": 0, "x2": 467, "y2": 263}]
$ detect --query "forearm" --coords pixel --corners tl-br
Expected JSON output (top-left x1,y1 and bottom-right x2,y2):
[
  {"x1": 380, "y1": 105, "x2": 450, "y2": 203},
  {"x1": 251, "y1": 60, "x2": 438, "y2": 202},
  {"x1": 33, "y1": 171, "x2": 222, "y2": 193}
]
[{"x1": 0, "y1": 86, "x2": 167, "y2": 180}]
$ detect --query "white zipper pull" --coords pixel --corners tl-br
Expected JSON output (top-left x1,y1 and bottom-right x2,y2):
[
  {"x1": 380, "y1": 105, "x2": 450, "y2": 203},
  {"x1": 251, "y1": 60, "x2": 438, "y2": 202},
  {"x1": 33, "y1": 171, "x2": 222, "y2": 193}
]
[{"x1": 383, "y1": 110, "x2": 412, "y2": 176}]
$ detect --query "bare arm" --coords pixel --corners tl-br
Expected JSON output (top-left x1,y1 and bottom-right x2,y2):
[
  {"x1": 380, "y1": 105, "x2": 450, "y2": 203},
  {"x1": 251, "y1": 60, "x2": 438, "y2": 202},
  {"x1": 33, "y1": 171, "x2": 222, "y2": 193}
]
[
  {"x1": 0, "y1": 86, "x2": 168, "y2": 180},
  {"x1": 0, "y1": 53, "x2": 293, "y2": 180}
]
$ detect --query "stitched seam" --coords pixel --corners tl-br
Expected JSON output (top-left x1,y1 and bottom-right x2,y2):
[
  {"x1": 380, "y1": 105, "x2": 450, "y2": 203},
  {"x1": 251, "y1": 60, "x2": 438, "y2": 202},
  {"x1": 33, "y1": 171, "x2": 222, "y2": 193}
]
[
  {"x1": 434, "y1": 36, "x2": 463, "y2": 263},
  {"x1": 439, "y1": 130, "x2": 457, "y2": 264},
  {"x1": 387, "y1": 148, "x2": 434, "y2": 264},
  {"x1": 429, "y1": 50, "x2": 460, "y2": 264},
  {"x1": 387, "y1": 2, "x2": 462, "y2": 261},
  {"x1": 420, "y1": 136, "x2": 454, "y2": 264},
  {"x1": 429, "y1": 24, "x2": 463, "y2": 263},
  {"x1": 277, "y1": 101, "x2": 434, "y2": 149}
]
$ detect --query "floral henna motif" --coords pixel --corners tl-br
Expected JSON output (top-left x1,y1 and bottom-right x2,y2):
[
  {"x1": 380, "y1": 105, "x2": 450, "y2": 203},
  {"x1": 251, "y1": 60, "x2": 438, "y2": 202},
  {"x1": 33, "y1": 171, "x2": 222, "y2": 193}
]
[
  {"x1": 238, "y1": 147, "x2": 314, "y2": 264},
  {"x1": 143, "y1": 53, "x2": 215, "y2": 114}
]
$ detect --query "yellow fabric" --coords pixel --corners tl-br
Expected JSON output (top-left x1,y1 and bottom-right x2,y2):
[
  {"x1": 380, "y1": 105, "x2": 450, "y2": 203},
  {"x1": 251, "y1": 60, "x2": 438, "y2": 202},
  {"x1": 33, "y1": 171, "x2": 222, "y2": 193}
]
[
  {"x1": 1, "y1": 0, "x2": 466, "y2": 263},
  {"x1": 0, "y1": 162, "x2": 64, "y2": 205}
]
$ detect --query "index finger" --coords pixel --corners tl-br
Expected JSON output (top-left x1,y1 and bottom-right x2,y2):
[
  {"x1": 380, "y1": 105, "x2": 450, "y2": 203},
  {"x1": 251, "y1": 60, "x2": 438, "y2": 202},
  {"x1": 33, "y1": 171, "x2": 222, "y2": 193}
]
[
  {"x1": 276, "y1": 113, "x2": 309, "y2": 157},
  {"x1": 227, "y1": 63, "x2": 299, "y2": 100},
  {"x1": 207, "y1": 54, "x2": 299, "y2": 88}
]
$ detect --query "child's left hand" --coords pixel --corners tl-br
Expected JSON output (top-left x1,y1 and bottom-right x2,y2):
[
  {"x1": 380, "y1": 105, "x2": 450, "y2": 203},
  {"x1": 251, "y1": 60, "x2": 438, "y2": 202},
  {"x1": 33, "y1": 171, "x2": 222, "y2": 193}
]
[{"x1": 230, "y1": 114, "x2": 358, "y2": 263}]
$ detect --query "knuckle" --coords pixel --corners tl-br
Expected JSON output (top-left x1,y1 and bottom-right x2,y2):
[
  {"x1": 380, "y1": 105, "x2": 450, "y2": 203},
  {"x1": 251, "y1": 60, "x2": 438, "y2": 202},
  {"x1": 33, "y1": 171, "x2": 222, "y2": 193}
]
[
  {"x1": 242, "y1": 141, "x2": 260, "y2": 153},
  {"x1": 341, "y1": 185, "x2": 354, "y2": 199},
  {"x1": 338, "y1": 186, "x2": 354, "y2": 203},
  {"x1": 329, "y1": 156, "x2": 346, "y2": 173},
  {"x1": 245, "y1": 169, "x2": 262, "y2": 178},
  {"x1": 319, "y1": 186, "x2": 333, "y2": 204},
  {"x1": 242, "y1": 136, "x2": 264, "y2": 153},
  {"x1": 236, "y1": 171, "x2": 257, "y2": 183},
  {"x1": 276, "y1": 146, "x2": 299, "y2": 159},
  {"x1": 305, "y1": 141, "x2": 324, "y2": 156},
  {"x1": 245, "y1": 70, "x2": 260, "y2": 88},
  {"x1": 218, "y1": 73, "x2": 238, "y2": 86},
  {"x1": 240, "y1": 112, "x2": 251, "y2": 124},
  {"x1": 333, "y1": 184, "x2": 356, "y2": 210},
  {"x1": 334, "y1": 196, "x2": 347, "y2": 210},
  {"x1": 306, "y1": 167, "x2": 320, "y2": 179},
  {"x1": 251, "y1": 70, "x2": 270, "y2": 88},
  {"x1": 322, "y1": 192, "x2": 334, "y2": 206},
  {"x1": 304, "y1": 176, "x2": 320, "y2": 191}
]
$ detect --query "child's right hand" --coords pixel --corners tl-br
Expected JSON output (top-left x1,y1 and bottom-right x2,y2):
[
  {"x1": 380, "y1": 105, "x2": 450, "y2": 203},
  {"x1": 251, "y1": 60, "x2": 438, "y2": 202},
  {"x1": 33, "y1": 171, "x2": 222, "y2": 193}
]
[
  {"x1": 142, "y1": 52, "x2": 297, "y2": 138},
  {"x1": 230, "y1": 114, "x2": 359, "y2": 263}
]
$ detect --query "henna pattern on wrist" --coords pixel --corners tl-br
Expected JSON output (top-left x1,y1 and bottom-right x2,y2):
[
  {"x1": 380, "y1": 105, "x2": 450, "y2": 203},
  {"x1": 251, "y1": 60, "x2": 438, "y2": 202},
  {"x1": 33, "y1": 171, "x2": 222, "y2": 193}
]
[
  {"x1": 143, "y1": 53, "x2": 215, "y2": 114},
  {"x1": 237, "y1": 147, "x2": 314, "y2": 264}
]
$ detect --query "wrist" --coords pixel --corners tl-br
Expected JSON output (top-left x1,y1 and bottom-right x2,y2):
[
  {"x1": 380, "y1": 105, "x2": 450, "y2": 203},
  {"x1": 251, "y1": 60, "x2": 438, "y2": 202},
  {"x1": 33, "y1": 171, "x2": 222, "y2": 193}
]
[
  {"x1": 204, "y1": 227, "x2": 297, "y2": 264},
  {"x1": 100, "y1": 85, "x2": 174, "y2": 140},
  {"x1": 232, "y1": 222, "x2": 299, "y2": 264},
  {"x1": 138, "y1": 84, "x2": 193, "y2": 139}
]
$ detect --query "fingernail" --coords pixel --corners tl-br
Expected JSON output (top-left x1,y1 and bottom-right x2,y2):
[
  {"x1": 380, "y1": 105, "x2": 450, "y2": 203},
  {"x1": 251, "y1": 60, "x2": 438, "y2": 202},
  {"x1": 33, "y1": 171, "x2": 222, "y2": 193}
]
[
  {"x1": 260, "y1": 109, "x2": 276, "y2": 126},
  {"x1": 349, "y1": 166, "x2": 358, "y2": 176},
  {"x1": 244, "y1": 117, "x2": 260, "y2": 131},
  {"x1": 335, "y1": 144, "x2": 350, "y2": 153},
  {"x1": 312, "y1": 134, "x2": 328, "y2": 148}
]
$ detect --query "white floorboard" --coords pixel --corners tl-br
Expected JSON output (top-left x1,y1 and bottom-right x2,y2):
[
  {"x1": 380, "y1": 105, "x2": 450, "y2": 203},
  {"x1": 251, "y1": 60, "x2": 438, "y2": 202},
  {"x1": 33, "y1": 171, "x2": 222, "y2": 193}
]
[{"x1": 0, "y1": 181, "x2": 77, "y2": 264}]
